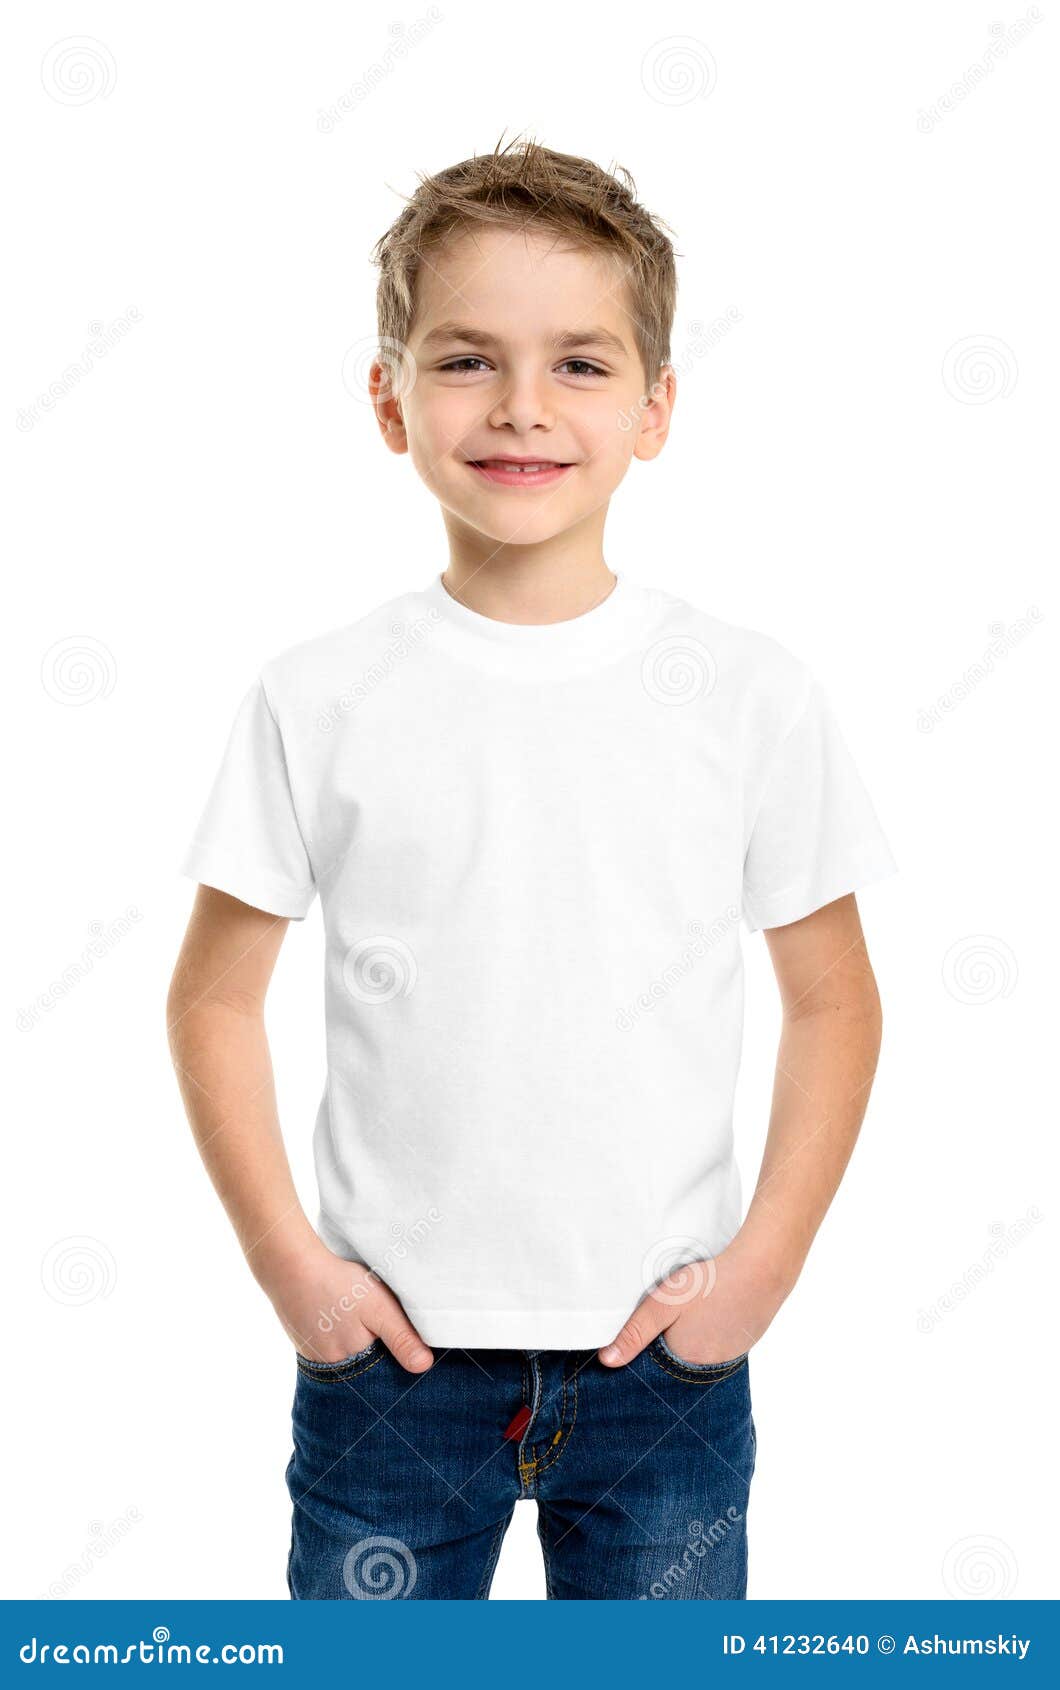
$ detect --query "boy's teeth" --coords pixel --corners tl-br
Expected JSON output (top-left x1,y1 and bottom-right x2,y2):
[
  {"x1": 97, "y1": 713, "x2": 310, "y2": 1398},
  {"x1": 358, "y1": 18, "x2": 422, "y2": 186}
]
[{"x1": 481, "y1": 460, "x2": 553, "y2": 472}]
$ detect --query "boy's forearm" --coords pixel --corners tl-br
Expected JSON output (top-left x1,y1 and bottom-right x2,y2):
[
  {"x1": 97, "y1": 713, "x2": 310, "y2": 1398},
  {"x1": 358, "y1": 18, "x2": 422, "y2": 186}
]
[
  {"x1": 728, "y1": 989, "x2": 884, "y2": 1295},
  {"x1": 166, "y1": 997, "x2": 319, "y2": 1282}
]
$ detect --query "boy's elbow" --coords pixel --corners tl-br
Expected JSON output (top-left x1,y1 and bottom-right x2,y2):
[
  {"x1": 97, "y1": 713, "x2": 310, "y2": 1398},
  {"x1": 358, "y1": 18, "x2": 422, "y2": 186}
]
[
  {"x1": 867, "y1": 984, "x2": 884, "y2": 1054},
  {"x1": 850, "y1": 973, "x2": 884, "y2": 1074},
  {"x1": 859, "y1": 965, "x2": 883, "y2": 1025},
  {"x1": 166, "y1": 968, "x2": 194, "y2": 1055},
  {"x1": 166, "y1": 963, "x2": 268, "y2": 1048}
]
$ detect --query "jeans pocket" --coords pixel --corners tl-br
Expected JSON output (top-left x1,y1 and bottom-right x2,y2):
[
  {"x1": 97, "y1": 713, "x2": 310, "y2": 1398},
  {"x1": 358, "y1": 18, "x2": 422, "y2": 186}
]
[
  {"x1": 295, "y1": 1337, "x2": 383, "y2": 1379},
  {"x1": 647, "y1": 1331, "x2": 748, "y2": 1382}
]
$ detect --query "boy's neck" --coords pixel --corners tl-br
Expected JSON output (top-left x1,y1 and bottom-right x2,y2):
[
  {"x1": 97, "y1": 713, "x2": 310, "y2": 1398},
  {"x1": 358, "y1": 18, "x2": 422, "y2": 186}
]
[{"x1": 439, "y1": 531, "x2": 618, "y2": 627}]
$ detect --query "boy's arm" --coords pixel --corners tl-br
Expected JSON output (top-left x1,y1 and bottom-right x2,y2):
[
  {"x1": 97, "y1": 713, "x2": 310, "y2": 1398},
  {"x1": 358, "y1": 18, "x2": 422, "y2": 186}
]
[
  {"x1": 738, "y1": 891, "x2": 883, "y2": 1289},
  {"x1": 166, "y1": 886, "x2": 434, "y2": 1372},
  {"x1": 599, "y1": 892, "x2": 883, "y2": 1367}
]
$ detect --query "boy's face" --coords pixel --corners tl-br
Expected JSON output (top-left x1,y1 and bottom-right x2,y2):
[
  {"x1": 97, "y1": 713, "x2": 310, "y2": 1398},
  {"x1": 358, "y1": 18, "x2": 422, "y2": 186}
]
[{"x1": 374, "y1": 226, "x2": 673, "y2": 549}]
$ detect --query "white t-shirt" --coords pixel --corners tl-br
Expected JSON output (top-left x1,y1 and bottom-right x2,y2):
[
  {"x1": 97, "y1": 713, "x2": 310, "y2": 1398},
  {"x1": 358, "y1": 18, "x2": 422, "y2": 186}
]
[{"x1": 180, "y1": 572, "x2": 897, "y2": 1348}]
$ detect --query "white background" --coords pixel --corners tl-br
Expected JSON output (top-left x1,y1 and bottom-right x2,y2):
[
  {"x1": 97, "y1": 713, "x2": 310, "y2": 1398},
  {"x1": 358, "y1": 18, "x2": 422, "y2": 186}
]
[{"x1": 6, "y1": 1, "x2": 1056, "y2": 1601}]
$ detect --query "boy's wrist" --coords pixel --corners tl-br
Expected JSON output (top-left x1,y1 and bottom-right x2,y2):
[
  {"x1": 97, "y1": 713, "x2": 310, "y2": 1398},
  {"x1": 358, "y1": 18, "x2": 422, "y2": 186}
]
[
  {"x1": 722, "y1": 1225, "x2": 803, "y2": 1304},
  {"x1": 245, "y1": 1216, "x2": 324, "y2": 1287}
]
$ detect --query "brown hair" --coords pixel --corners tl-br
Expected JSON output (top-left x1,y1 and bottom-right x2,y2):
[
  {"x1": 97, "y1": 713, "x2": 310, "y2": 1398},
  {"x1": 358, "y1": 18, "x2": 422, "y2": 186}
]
[{"x1": 370, "y1": 134, "x2": 679, "y2": 393}]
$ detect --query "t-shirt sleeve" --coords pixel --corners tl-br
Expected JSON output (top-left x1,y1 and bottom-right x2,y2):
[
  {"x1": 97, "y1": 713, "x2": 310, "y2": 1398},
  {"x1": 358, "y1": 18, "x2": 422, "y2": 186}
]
[
  {"x1": 742, "y1": 670, "x2": 897, "y2": 933},
  {"x1": 179, "y1": 675, "x2": 317, "y2": 919}
]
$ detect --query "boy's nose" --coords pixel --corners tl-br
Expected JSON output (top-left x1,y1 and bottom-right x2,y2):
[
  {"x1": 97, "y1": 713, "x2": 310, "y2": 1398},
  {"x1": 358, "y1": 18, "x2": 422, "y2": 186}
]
[{"x1": 487, "y1": 381, "x2": 555, "y2": 435}]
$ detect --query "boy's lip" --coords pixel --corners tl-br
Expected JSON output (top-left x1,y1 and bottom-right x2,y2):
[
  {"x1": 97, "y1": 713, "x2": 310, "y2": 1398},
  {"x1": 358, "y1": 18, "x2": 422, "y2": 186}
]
[{"x1": 464, "y1": 456, "x2": 576, "y2": 487}]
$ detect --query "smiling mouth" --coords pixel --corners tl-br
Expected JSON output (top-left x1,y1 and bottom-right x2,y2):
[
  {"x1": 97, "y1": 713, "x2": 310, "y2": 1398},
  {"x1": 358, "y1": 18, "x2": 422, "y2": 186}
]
[
  {"x1": 469, "y1": 459, "x2": 573, "y2": 471},
  {"x1": 465, "y1": 458, "x2": 576, "y2": 485}
]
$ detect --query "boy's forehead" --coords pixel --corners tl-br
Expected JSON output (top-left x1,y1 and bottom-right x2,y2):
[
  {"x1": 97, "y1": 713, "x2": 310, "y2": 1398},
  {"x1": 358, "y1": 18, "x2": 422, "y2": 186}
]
[{"x1": 413, "y1": 226, "x2": 632, "y2": 344}]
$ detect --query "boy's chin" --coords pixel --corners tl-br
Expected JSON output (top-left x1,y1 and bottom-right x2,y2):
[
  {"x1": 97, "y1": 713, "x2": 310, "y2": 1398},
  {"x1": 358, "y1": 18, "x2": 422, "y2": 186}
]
[
  {"x1": 470, "y1": 518, "x2": 574, "y2": 546},
  {"x1": 443, "y1": 504, "x2": 583, "y2": 548}
]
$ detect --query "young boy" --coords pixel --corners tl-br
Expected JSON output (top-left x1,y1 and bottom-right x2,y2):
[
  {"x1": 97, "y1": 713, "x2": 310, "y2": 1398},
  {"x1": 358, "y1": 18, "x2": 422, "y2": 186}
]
[{"x1": 167, "y1": 139, "x2": 896, "y2": 1601}]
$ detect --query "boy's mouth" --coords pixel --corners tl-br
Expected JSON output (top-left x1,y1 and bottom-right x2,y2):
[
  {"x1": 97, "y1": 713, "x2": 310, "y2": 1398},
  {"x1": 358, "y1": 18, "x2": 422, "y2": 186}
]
[{"x1": 465, "y1": 457, "x2": 575, "y2": 488}]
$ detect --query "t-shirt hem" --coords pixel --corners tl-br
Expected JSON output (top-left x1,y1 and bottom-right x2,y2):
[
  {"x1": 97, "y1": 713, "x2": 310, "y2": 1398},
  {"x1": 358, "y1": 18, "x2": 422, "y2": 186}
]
[
  {"x1": 402, "y1": 1307, "x2": 635, "y2": 1350},
  {"x1": 179, "y1": 843, "x2": 316, "y2": 920},
  {"x1": 743, "y1": 844, "x2": 898, "y2": 933}
]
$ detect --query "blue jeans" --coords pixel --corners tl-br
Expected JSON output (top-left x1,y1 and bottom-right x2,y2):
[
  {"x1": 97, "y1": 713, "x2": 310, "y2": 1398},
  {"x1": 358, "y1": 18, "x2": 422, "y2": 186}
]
[{"x1": 286, "y1": 1336, "x2": 756, "y2": 1599}]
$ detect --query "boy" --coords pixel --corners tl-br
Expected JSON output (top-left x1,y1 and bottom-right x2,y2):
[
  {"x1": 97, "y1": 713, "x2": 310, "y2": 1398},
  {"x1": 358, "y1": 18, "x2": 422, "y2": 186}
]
[{"x1": 167, "y1": 138, "x2": 896, "y2": 1601}]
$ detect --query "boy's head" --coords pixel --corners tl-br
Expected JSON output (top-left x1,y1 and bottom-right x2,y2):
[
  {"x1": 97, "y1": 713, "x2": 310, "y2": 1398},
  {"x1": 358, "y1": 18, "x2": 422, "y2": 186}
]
[{"x1": 369, "y1": 138, "x2": 678, "y2": 551}]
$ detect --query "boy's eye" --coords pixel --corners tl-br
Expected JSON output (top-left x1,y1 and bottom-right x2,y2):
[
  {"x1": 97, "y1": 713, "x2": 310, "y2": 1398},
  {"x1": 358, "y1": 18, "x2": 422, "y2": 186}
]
[
  {"x1": 558, "y1": 359, "x2": 608, "y2": 378},
  {"x1": 438, "y1": 356, "x2": 492, "y2": 374},
  {"x1": 436, "y1": 356, "x2": 608, "y2": 378}
]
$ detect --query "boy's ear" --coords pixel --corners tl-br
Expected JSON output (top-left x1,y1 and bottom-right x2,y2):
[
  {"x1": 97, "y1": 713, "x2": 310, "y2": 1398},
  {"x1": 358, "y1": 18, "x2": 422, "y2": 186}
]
[
  {"x1": 370, "y1": 358, "x2": 408, "y2": 455},
  {"x1": 632, "y1": 362, "x2": 677, "y2": 462}
]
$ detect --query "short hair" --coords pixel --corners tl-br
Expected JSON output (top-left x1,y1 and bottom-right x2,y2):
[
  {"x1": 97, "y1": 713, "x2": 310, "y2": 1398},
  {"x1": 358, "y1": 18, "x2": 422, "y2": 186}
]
[{"x1": 371, "y1": 134, "x2": 679, "y2": 394}]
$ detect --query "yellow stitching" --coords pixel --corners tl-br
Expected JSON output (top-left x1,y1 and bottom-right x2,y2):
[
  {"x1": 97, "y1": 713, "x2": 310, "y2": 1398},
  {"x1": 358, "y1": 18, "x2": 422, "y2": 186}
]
[
  {"x1": 517, "y1": 1357, "x2": 540, "y2": 1487},
  {"x1": 655, "y1": 1334, "x2": 748, "y2": 1371},
  {"x1": 534, "y1": 1363, "x2": 579, "y2": 1479},
  {"x1": 296, "y1": 1347, "x2": 387, "y2": 1383},
  {"x1": 647, "y1": 1346, "x2": 747, "y2": 1385},
  {"x1": 532, "y1": 1370, "x2": 567, "y2": 1476}
]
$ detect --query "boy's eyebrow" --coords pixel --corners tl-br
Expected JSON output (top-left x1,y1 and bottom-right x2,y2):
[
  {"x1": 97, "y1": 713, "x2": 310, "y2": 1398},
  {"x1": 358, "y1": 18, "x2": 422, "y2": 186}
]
[{"x1": 419, "y1": 321, "x2": 629, "y2": 357}]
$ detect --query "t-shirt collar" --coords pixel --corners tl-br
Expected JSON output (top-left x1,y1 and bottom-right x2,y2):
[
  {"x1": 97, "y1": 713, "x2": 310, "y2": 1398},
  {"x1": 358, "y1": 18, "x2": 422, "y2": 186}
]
[{"x1": 423, "y1": 570, "x2": 631, "y2": 649}]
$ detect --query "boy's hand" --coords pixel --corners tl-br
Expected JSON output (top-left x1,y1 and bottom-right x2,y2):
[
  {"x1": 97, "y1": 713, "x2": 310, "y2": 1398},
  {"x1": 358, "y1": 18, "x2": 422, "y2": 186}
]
[
  {"x1": 597, "y1": 896, "x2": 881, "y2": 1371},
  {"x1": 597, "y1": 1244, "x2": 790, "y2": 1368},
  {"x1": 254, "y1": 1234, "x2": 435, "y2": 1374}
]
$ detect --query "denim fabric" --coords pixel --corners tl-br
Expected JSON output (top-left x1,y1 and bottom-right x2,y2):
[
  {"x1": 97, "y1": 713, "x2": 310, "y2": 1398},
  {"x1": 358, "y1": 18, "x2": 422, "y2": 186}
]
[{"x1": 286, "y1": 1337, "x2": 755, "y2": 1600}]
